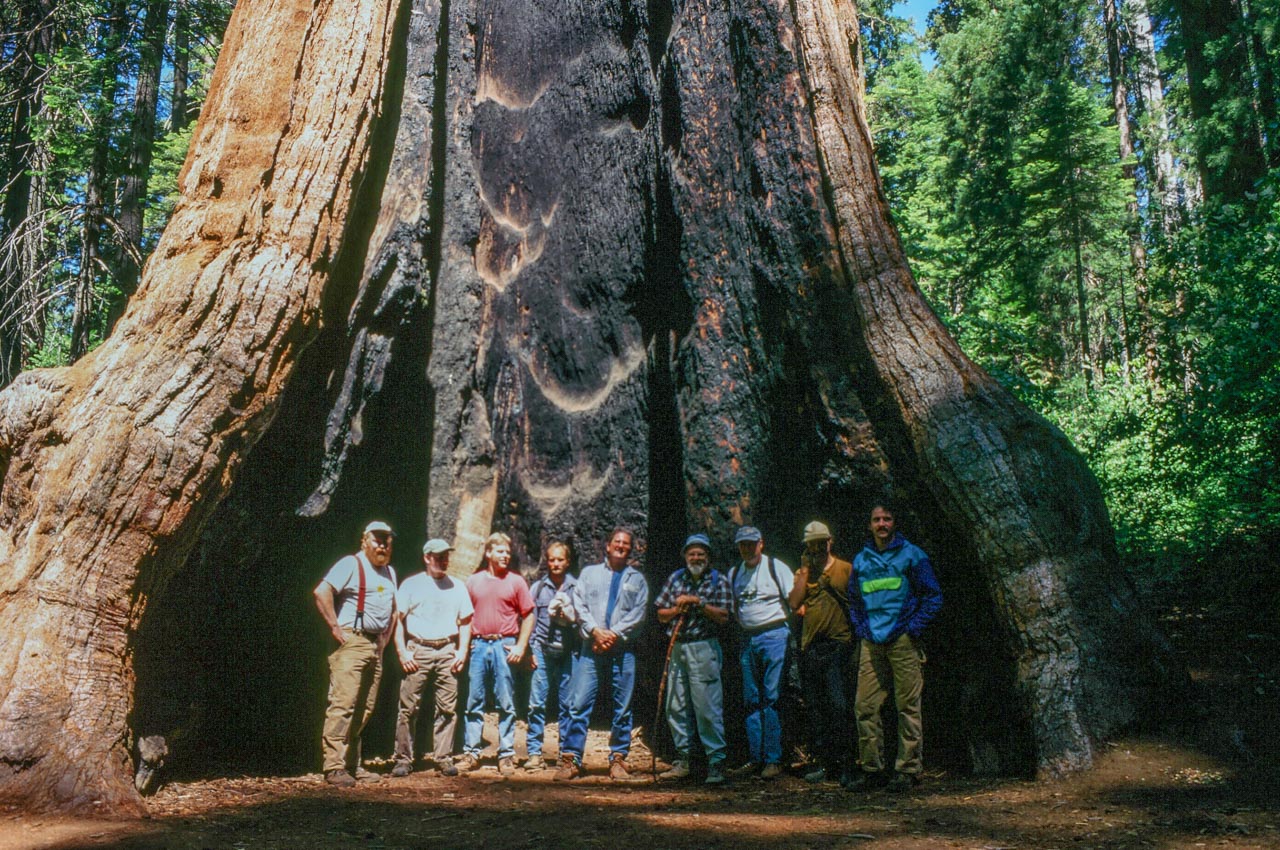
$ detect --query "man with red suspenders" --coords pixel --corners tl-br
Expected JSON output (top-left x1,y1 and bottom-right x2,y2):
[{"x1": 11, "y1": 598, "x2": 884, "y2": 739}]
[{"x1": 314, "y1": 521, "x2": 399, "y2": 787}]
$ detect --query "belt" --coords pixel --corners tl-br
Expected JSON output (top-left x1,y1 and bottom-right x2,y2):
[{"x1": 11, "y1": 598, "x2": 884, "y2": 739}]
[
  {"x1": 410, "y1": 636, "x2": 455, "y2": 649},
  {"x1": 473, "y1": 634, "x2": 515, "y2": 642},
  {"x1": 344, "y1": 627, "x2": 383, "y2": 640},
  {"x1": 742, "y1": 620, "x2": 788, "y2": 637}
]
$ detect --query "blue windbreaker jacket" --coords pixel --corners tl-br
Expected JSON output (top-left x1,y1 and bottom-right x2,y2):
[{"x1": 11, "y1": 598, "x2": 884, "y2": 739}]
[{"x1": 848, "y1": 533, "x2": 943, "y2": 644}]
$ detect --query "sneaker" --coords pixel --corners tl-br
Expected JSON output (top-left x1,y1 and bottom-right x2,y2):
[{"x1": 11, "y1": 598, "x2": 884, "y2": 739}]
[
  {"x1": 525, "y1": 754, "x2": 546, "y2": 771},
  {"x1": 760, "y1": 763, "x2": 783, "y2": 780},
  {"x1": 390, "y1": 762, "x2": 412, "y2": 778},
  {"x1": 354, "y1": 767, "x2": 382, "y2": 782},
  {"x1": 659, "y1": 760, "x2": 690, "y2": 780},
  {"x1": 324, "y1": 769, "x2": 356, "y2": 788},
  {"x1": 455, "y1": 753, "x2": 480, "y2": 772},
  {"x1": 499, "y1": 757, "x2": 516, "y2": 777},
  {"x1": 438, "y1": 758, "x2": 459, "y2": 777},
  {"x1": 553, "y1": 755, "x2": 580, "y2": 781},
  {"x1": 845, "y1": 770, "x2": 889, "y2": 792},
  {"x1": 609, "y1": 754, "x2": 630, "y2": 781},
  {"x1": 704, "y1": 765, "x2": 727, "y2": 785},
  {"x1": 803, "y1": 766, "x2": 828, "y2": 784},
  {"x1": 887, "y1": 772, "x2": 922, "y2": 792},
  {"x1": 727, "y1": 762, "x2": 760, "y2": 779}
]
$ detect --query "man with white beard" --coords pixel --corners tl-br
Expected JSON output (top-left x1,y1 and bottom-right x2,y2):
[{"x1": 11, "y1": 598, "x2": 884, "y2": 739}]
[{"x1": 654, "y1": 534, "x2": 733, "y2": 785}]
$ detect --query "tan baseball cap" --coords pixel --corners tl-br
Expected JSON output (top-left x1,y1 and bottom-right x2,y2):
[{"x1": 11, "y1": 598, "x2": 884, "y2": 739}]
[{"x1": 803, "y1": 521, "x2": 832, "y2": 543}]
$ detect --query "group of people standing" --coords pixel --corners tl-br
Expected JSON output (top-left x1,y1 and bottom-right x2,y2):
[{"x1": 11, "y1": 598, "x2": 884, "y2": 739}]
[{"x1": 311, "y1": 504, "x2": 943, "y2": 793}]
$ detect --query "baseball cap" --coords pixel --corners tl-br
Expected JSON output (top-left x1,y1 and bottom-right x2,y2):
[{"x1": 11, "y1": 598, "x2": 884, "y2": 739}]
[
  {"x1": 422, "y1": 538, "x2": 453, "y2": 555},
  {"x1": 683, "y1": 533, "x2": 712, "y2": 552},
  {"x1": 734, "y1": 526, "x2": 763, "y2": 543},
  {"x1": 803, "y1": 521, "x2": 832, "y2": 543},
  {"x1": 364, "y1": 520, "x2": 394, "y2": 536}
]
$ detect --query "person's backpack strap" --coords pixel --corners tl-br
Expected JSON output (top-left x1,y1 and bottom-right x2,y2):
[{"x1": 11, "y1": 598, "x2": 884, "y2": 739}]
[{"x1": 767, "y1": 556, "x2": 798, "y2": 630}]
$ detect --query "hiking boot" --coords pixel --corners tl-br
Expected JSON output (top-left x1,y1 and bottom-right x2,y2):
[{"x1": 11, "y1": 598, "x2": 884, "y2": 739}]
[
  {"x1": 704, "y1": 765, "x2": 727, "y2": 785},
  {"x1": 659, "y1": 760, "x2": 690, "y2": 780},
  {"x1": 325, "y1": 769, "x2": 356, "y2": 788},
  {"x1": 553, "y1": 755, "x2": 580, "y2": 781},
  {"x1": 524, "y1": 754, "x2": 546, "y2": 771},
  {"x1": 803, "y1": 766, "x2": 829, "y2": 784},
  {"x1": 887, "y1": 772, "x2": 923, "y2": 793},
  {"x1": 760, "y1": 763, "x2": 783, "y2": 780},
  {"x1": 845, "y1": 770, "x2": 889, "y2": 792},
  {"x1": 609, "y1": 754, "x2": 630, "y2": 781},
  {"x1": 390, "y1": 762, "x2": 413, "y2": 778},
  {"x1": 438, "y1": 758, "x2": 459, "y2": 777},
  {"x1": 455, "y1": 753, "x2": 480, "y2": 772},
  {"x1": 499, "y1": 757, "x2": 516, "y2": 777},
  {"x1": 727, "y1": 762, "x2": 760, "y2": 779}
]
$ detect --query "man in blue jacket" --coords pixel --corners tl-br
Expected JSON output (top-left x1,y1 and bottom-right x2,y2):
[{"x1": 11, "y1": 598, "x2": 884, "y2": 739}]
[
  {"x1": 555, "y1": 527, "x2": 650, "y2": 781},
  {"x1": 847, "y1": 504, "x2": 943, "y2": 792}
]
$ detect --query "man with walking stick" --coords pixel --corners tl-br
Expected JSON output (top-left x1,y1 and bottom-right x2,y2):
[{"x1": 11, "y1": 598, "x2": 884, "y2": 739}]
[{"x1": 653, "y1": 534, "x2": 733, "y2": 784}]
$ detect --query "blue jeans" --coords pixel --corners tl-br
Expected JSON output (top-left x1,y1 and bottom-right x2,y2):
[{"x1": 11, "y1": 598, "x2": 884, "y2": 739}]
[
  {"x1": 666, "y1": 638, "x2": 726, "y2": 766},
  {"x1": 560, "y1": 649, "x2": 636, "y2": 760},
  {"x1": 526, "y1": 644, "x2": 575, "y2": 757},
  {"x1": 464, "y1": 637, "x2": 517, "y2": 759},
  {"x1": 739, "y1": 625, "x2": 788, "y2": 766}
]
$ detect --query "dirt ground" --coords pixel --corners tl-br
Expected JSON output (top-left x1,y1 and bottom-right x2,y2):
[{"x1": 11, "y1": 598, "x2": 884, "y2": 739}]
[{"x1": 3, "y1": 592, "x2": 1278, "y2": 850}]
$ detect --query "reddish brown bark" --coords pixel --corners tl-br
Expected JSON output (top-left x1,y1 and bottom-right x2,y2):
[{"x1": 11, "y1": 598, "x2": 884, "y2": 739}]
[{"x1": 0, "y1": 0, "x2": 399, "y2": 812}]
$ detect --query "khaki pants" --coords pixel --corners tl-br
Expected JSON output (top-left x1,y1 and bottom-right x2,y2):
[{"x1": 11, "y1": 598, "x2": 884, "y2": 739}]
[
  {"x1": 322, "y1": 630, "x2": 382, "y2": 774},
  {"x1": 394, "y1": 643, "x2": 459, "y2": 765},
  {"x1": 854, "y1": 633, "x2": 923, "y2": 775}
]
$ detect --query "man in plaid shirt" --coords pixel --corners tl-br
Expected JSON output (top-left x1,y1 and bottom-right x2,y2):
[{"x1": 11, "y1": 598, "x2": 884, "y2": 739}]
[{"x1": 655, "y1": 534, "x2": 733, "y2": 784}]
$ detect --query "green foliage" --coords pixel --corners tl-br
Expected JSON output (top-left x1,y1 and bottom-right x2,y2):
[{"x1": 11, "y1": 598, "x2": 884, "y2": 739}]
[{"x1": 872, "y1": 0, "x2": 1280, "y2": 574}]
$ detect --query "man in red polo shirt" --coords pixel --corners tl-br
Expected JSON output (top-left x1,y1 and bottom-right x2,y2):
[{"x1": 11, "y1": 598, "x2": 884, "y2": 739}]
[{"x1": 458, "y1": 532, "x2": 535, "y2": 776}]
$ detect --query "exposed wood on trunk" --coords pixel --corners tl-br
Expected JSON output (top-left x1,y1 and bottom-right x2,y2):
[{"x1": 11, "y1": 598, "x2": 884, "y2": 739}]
[{"x1": 0, "y1": 0, "x2": 400, "y2": 812}]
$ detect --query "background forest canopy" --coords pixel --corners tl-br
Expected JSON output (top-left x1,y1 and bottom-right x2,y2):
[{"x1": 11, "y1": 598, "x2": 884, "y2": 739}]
[{"x1": 1, "y1": 0, "x2": 1276, "y2": 582}]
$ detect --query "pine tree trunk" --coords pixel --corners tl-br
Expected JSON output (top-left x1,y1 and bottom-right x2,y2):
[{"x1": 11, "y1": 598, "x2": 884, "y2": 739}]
[
  {"x1": 108, "y1": 0, "x2": 171, "y2": 333},
  {"x1": 0, "y1": 0, "x2": 1178, "y2": 813},
  {"x1": 1173, "y1": 0, "x2": 1268, "y2": 202},
  {"x1": 0, "y1": 0, "x2": 57, "y2": 386},
  {"x1": 1104, "y1": 0, "x2": 1157, "y2": 386},
  {"x1": 71, "y1": 0, "x2": 130, "y2": 363},
  {"x1": 1128, "y1": 0, "x2": 1183, "y2": 226},
  {"x1": 171, "y1": 1, "x2": 192, "y2": 133}
]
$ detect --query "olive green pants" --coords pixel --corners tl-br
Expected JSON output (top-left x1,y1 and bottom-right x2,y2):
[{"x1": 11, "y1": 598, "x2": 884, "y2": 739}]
[
  {"x1": 322, "y1": 630, "x2": 383, "y2": 774},
  {"x1": 854, "y1": 633, "x2": 923, "y2": 775}
]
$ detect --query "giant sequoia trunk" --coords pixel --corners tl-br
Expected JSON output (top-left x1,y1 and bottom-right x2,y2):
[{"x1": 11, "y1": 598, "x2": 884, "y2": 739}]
[{"x1": 1, "y1": 0, "x2": 1176, "y2": 813}]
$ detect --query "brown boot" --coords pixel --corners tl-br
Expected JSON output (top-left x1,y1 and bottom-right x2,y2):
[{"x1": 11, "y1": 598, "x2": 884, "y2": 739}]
[
  {"x1": 609, "y1": 754, "x2": 630, "y2": 781},
  {"x1": 553, "y1": 755, "x2": 580, "y2": 781}
]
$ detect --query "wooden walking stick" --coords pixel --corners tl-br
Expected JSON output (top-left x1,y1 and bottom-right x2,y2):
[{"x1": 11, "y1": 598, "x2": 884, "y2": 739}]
[{"x1": 651, "y1": 611, "x2": 687, "y2": 777}]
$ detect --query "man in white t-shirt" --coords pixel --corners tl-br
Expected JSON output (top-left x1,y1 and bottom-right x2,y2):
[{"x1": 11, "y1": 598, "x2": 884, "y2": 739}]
[
  {"x1": 391, "y1": 538, "x2": 473, "y2": 777},
  {"x1": 313, "y1": 521, "x2": 399, "y2": 787},
  {"x1": 728, "y1": 525, "x2": 794, "y2": 780}
]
